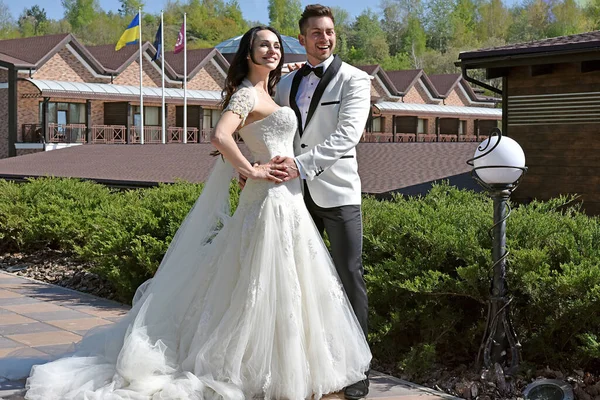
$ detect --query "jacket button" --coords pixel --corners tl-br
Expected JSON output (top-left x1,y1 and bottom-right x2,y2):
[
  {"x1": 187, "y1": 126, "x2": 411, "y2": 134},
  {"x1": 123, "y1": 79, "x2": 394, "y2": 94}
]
[{"x1": 301, "y1": 144, "x2": 307, "y2": 148}]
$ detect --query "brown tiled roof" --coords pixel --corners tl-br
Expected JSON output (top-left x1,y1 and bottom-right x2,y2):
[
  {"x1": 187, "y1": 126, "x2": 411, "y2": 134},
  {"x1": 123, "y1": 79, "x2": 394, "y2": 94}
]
[
  {"x1": 385, "y1": 69, "x2": 423, "y2": 94},
  {"x1": 460, "y1": 30, "x2": 600, "y2": 60},
  {"x1": 86, "y1": 43, "x2": 140, "y2": 71},
  {"x1": 428, "y1": 74, "x2": 461, "y2": 97},
  {"x1": 0, "y1": 143, "x2": 478, "y2": 194},
  {"x1": 0, "y1": 33, "x2": 69, "y2": 66},
  {"x1": 356, "y1": 65, "x2": 379, "y2": 75},
  {"x1": 164, "y1": 48, "x2": 215, "y2": 75}
]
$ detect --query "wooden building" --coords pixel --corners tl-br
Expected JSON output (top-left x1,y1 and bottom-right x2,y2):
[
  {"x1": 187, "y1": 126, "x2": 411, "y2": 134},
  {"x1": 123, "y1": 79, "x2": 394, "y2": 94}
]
[{"x1": 459, "y1": 31, "x2": 600, "y2": 214}]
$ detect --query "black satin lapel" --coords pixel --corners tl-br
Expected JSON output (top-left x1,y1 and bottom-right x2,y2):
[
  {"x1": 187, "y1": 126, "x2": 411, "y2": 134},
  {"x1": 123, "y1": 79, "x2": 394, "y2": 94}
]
[
  {"x1": 289, "y1": 70, "x2": 304, "y2": 136},
  {"x1": 305, "y1": 55, "x2": 342, "y2": 130}
]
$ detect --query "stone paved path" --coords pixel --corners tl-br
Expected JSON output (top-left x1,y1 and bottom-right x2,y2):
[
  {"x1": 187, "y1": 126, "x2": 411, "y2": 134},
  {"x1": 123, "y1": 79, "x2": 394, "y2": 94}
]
[{"x1": 0, "y1": 271, "x2": 458, "y2": 399}]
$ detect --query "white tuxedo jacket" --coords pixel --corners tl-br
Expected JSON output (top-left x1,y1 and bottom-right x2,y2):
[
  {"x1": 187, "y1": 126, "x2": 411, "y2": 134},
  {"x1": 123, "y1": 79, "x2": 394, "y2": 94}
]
[{"x1": 274, "y1": 56, "x2": 371, "y2": 208}]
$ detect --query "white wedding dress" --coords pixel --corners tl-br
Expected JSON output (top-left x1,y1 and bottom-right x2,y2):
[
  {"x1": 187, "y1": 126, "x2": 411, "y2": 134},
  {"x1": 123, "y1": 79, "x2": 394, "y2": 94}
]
[{"x1": 23, "y1": 84, "x2": 371, "y2": 400}]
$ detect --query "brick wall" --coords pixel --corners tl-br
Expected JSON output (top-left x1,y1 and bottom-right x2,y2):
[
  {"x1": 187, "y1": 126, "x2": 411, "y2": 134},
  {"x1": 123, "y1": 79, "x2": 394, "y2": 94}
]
[
  {"x1": 91, "y1": 100, "x2": 104, "y2": 125},
  {"x1": 371, "y1": 77, "x2": 388, "y2": 99},
  {"x1": 113, "y1": 60, "x2": 162, "y2": 87},
  {"x1": 167, "y1": 104, "x2": 176, "y2": 127},
  {"x1": 0, "y1": 88, "x2": 8, "y2": 158},
  {"x1": 34, "y1": 48, "x2": 108, "y2": 83},
  {"x1": 0, "y1": 69, "x2": 7, "y2": 82},
  {"x1": 445, "y1": 88, "x2": 469, "y2": 107},
  {"x1": 17, "y1": 81, "x2": 41, "y2": 142},
  {"x1": 403, "y1": 83, "x2": 429, "y2": 104},
  {"x1": 187, "y1": 63, "x2": 225, "y2": 91}
]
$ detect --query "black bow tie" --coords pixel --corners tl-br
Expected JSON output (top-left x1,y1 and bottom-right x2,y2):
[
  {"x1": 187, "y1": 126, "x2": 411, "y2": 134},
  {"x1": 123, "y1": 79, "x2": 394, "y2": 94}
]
[{"x1": 300, "y1": 64, "x2": 324, "y2": 78}]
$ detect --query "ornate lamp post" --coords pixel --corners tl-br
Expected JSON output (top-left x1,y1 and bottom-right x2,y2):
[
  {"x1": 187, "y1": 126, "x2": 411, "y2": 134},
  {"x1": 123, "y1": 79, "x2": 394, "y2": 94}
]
[{"x1": 467, "y1": 128, "x2": 527, "y2": 376}]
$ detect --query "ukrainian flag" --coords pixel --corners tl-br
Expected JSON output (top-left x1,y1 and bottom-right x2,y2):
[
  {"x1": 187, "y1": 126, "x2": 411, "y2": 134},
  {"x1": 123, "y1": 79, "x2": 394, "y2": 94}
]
[{"x1": 115, "y1": 13, "x2": 140, "y2": 51}]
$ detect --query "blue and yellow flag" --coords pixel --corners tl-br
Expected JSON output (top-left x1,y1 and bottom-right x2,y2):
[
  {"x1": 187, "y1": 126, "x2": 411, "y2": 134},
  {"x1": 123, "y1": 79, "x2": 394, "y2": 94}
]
[{"x1": 115, "y1": 13, "x2": 140, "y2": 51}]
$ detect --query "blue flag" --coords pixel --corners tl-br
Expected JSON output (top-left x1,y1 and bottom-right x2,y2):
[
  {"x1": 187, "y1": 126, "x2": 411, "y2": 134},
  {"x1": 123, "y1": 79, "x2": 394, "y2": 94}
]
[{"x1": 152, "y1": 22, "x2": 162, "y2": 61}]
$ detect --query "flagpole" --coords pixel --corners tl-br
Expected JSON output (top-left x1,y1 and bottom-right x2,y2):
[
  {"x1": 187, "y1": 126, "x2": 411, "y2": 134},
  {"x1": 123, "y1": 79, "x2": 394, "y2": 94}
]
[
  {"x1": 161, "y1": 11, "x2": 165, "y2": 144},
  {"x1": 138, "y1": 8, "x2": 144, "y2": 145},
  {"x1": 183, "y1": 12, "x2": 187, "y2": 144}
]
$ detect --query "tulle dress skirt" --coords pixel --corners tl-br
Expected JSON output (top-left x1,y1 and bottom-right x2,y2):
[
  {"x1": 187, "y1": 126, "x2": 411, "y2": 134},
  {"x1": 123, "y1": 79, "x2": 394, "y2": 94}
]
[{"x1": 23, "y1": 165, "x2": 371, "y2": 400}]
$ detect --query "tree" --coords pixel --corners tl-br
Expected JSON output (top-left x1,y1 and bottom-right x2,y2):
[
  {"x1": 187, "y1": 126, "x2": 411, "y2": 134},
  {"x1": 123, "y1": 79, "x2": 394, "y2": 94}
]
[
  {"x1": 422, "y1": 0, "x2": 454, "y2": 52},
  {"x1": 331, "y1": 6, "x2": 351, "y2": 59},
  {"x1": 62, "y1": 0, "x2": 101, "y2": 31},
  {"x1": 476, "y1": 0, "x2": 511, "y2": 43},
  {"x1": 448, "y1": 0, "x2": 478, "y2": 48},
  {"x1": 118, "y1": 0, "x2": 145, "y2": 17},
  {"x1": 347, "y1": 10, "x2": 390, "y2": 65},
  {"x1": 0, "y1": 0, "x2": 16, "y2": 38},
  {"x1": 18, "y1": 5, "x2": 47, "y2": 36},
  {"x1": 549, "y1": 0, "x2": 591, "y2": 37},
  {"x1": 268, "y1": 0, "x2": 302, "y2": 36}
]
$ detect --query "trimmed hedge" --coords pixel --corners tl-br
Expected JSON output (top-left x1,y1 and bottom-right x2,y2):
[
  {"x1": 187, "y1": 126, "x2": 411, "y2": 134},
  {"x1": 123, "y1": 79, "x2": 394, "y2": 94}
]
[{"x1": 1, "y1": 177, "x2": 599, "y2": 375}]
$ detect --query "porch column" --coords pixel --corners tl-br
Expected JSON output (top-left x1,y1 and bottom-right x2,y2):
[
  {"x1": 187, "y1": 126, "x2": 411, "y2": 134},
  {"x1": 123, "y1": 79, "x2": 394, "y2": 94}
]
[
  {"x1": 86, "y1": 100, "x2": 91, "y2": 143},
  {"x1": 435, "y1": 117, "x2": 440, "y2": 142},
  {"x1": 8, "y1": 66, "x2": 17, "y2": 157},
  {"x1": 198, "y1": 106, "x2": 204, "y2": 143},
  {"x1": 126, "y1": 102, "x2": 131, "y2": 144},
  {"x1": 164, "y1": 104, "x2": 168, "y2": 142},
  {"x1": 391, "y1": 115, "x2": 396, "y2": 142},
  {"x1": 475, "y1": 119, "x2": 480, "y2": 141},
  {"x1": 42, "y1": 97, "x2": 49, "y2": 143}
]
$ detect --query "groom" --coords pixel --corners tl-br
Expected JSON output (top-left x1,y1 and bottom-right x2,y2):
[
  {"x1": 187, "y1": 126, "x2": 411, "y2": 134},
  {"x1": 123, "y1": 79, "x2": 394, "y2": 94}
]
[{"x1": 271, "y1": 4, "x2": 372, "y2": 399}]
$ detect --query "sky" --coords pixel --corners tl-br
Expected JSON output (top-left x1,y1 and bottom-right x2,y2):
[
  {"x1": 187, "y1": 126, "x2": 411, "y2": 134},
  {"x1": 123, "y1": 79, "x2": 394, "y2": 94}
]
[{"x1": 6, "y1": 0, "x2": 380, "y2": 23}]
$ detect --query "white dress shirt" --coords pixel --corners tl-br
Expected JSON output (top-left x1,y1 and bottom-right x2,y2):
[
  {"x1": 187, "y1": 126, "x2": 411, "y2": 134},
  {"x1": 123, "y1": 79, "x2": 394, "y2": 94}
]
[{"x1": 294, "y1": 55, "x2": 335, "y2": 179}]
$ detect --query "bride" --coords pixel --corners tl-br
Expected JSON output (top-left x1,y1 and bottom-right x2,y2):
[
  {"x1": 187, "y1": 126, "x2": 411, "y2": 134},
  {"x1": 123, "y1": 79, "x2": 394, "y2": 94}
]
[{"x1": 23, "y1": 26, "x2": 371, "y2": 400}]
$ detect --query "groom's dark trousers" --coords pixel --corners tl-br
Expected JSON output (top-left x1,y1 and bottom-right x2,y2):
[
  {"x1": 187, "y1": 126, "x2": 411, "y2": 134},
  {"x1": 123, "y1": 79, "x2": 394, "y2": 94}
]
[{"x1": 304, "y1": 182, "x2": 368, "y2": 337}]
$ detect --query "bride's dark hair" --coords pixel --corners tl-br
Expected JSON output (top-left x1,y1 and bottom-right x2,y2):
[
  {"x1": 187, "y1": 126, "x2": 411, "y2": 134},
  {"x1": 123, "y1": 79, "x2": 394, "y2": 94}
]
[{"x1": 222, "y1": 26, "x2": 285, "y2": 109}]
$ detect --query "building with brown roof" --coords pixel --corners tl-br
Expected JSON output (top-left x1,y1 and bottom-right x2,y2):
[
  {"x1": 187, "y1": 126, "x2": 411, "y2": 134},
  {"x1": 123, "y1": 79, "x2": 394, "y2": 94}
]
[
  {"x1": 0, "y1": 33, "x2": 501, "y2": 163},
  {"x1": 358, "y1": 65, "x2": 500, "y2": 143},
  {"x1": 459, "y1": 30, "x2": 600, "y2": 214},
  {"x1": 0, "y1": 34, "x2": 229, "y2": 158}
]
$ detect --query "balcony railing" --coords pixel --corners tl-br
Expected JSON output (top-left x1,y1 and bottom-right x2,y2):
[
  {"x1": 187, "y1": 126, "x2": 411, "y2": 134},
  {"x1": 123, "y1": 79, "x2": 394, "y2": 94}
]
[
  {"x1": 48, "y1": 123, "x2": 86, "y2": 143},
  {"x1": 167, "y1": 127, "x2": 201, "y2": 143},
  {"x1": 92, "y1": 125, "x2": 126, "y2": 144},
  {"x1": 362, "y1": 132, "x2": 484, "y2": 143}
]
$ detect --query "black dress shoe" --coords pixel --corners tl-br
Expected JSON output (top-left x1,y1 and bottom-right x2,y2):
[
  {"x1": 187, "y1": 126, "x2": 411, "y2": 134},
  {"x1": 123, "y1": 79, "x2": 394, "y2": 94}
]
[{"x1": 344, "y1": 379, "x2": 369, "y2": 399}]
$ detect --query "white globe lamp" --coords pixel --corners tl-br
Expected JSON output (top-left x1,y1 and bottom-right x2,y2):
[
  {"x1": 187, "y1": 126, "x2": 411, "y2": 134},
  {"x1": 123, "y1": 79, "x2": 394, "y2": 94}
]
[{"x1": 473, "y1": 135, "x2": 526, "y2": 185}]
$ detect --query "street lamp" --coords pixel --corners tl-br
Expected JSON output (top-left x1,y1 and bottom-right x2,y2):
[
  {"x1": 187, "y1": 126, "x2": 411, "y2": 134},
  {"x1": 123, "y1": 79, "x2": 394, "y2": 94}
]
[{"x1": 467, "y1": 127, "x2": 527, "y2": 376}]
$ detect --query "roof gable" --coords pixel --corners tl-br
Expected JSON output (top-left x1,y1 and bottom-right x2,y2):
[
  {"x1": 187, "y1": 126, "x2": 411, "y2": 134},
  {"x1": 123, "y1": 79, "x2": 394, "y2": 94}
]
[
  {"x1": 428, "y1": 74, "x2": 462, "y2": 97},
  {"x1": 0, "y1": 34, "x2": 69, "y2": 67}
]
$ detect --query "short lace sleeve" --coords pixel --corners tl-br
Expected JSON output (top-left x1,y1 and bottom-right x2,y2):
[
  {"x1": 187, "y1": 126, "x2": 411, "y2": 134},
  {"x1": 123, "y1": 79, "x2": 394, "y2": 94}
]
[{"x1": 222, "y1": 87, "x2": 256, "y2": 126}]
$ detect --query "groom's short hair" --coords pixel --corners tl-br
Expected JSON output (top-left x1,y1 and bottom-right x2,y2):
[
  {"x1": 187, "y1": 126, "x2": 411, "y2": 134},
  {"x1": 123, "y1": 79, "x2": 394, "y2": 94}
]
[{"x1": 299, "y1": 4, "x2": 335, "y2": 35}]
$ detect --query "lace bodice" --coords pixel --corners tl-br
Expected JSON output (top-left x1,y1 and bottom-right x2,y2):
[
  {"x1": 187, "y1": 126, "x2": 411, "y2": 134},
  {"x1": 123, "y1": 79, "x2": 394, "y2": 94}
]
[{"x1": 223, "y1": 84, "x2": 298, "y2": 164}]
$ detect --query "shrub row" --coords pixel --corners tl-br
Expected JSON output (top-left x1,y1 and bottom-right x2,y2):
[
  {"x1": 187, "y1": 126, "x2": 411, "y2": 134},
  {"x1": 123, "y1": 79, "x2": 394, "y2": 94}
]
[{"x1": 1, "y1": 177, "x2": 599, "y2": 375}]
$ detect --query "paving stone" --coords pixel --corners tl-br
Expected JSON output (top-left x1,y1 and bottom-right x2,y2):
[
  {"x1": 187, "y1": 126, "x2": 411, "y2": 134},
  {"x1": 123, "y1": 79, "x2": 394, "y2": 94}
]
[
  {"x1": 0, "y1": 322, "x2": 61, "y2": 336},
  {"x1": 0, "y1": 337, "x2": 23, "y2": 349},
  {"x1": 46, "y1": 317, "x2": 112, "y2": 333},
  {"x1": 0, "y1": 313, "x2": 37, "y2": 326},
  {"x1": 7, "y1": 330, "x2": 82, "y2": 347},
  {"x1": 24, "y1": 309, "x2": 94, "y2": 322}
]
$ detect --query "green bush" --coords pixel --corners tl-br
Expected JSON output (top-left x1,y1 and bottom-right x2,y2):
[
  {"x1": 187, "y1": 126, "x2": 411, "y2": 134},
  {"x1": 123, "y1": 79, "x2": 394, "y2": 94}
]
[
  {"x1": 0, "y1": 178, "x2": 113, "y2": 252},
  {"x1": 363, "y1": 185, "x2": 600, "y2": 376},
  {"x1": 2, "y1": 178, "x2": 600, "y2": 376}
]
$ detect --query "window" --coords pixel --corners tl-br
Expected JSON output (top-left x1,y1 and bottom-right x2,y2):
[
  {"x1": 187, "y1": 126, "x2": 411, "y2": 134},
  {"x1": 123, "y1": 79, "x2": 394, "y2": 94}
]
[
  {"x1": 133, "y1": 106, "x2": 161, "y2": 126},
  {"x1": 371, "y1": 116, "x2": 383, "y2": 132},
  {"x1": 458, "y1": 120, "x2": 467, "y2": 135},
  {"x1": 39, "y1": 102, "x2": 86, "y2": 124},
  {"x1": 203, "y1": 108, "x2": 221, "y2": 129},
  {"x1": 417, "y1": 118, "x2": 428, "y2": 134}
]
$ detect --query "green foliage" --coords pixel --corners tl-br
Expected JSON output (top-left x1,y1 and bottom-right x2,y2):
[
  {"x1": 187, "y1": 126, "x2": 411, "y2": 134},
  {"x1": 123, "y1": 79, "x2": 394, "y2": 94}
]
[
  {"x1": 363, "y1": 184, "x2": 600, "y2": 377},
  {"x1": 268, "y1": 0, "x2": 301, "y2": 36},
  {"x1": 2, "y1": 178, "x2": 600, "y2": 376}
]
